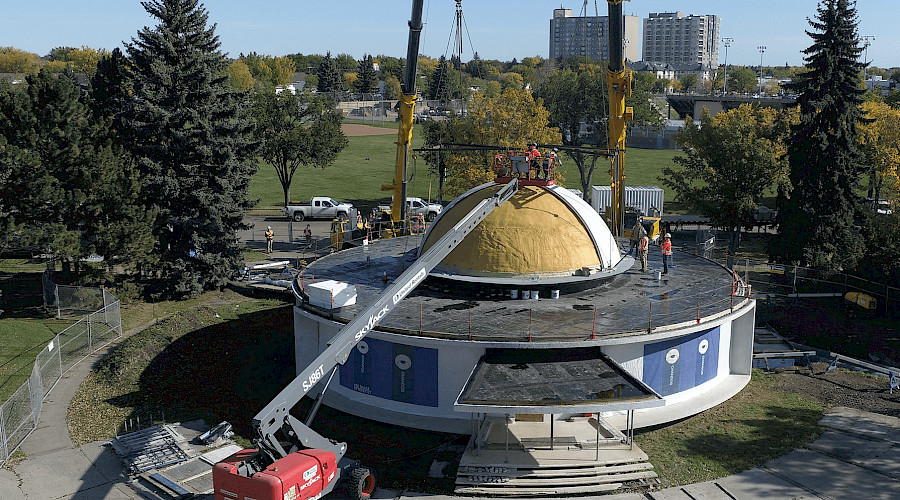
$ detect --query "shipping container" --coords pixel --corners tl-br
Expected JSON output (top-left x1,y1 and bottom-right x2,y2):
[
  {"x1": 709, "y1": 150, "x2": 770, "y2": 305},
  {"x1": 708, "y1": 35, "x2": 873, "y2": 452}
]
[{"x1": 591, "y1": 186, "x2": 664, "y2": 217}]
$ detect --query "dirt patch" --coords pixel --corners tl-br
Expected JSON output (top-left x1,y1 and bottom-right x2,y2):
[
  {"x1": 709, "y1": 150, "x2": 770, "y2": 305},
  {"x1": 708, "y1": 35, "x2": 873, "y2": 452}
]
[
  {"x1": 342, "y1": 123, "x2": 396, "y2": 136},
  {"x1": 770, "y1": 363, "x2": 900, "y2": 417}
]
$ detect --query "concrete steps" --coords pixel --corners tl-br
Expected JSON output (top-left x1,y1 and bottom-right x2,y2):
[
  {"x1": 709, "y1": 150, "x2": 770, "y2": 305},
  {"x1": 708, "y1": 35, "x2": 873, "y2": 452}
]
[{"x1": 455, "y1": 416, "x2": 658, "y2": 496}]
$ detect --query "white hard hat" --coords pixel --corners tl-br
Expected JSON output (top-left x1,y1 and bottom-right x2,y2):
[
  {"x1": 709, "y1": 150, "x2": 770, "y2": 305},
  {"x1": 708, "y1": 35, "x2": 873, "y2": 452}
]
[
  {"x1": 267, "y1": 226, "x2": 271, "y2": 230},
  {"x1": 665, "y1": 233, "x2": 671, "y2": 238}
]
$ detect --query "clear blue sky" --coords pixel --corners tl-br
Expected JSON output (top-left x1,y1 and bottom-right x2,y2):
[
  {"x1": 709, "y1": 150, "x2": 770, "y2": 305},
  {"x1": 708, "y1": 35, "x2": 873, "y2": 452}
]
[{"x1": 2, "y1": 1, "x2": 896, "y2": 69}]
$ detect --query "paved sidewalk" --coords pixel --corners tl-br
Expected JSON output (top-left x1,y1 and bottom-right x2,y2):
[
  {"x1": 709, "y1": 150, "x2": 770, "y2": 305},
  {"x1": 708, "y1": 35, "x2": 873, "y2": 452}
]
[{"x1": 0, "y1": 344, "x2": 143, "y2": 499}]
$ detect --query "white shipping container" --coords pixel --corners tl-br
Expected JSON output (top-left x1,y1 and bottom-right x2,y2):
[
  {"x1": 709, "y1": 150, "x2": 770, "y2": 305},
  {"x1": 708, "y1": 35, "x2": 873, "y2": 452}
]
[
  {"x1": 307, "y1": 280, "x2": 357, "y2": 309},
  {"x1": 591, "y1": 186, "x2": 664, "y2": 217}
]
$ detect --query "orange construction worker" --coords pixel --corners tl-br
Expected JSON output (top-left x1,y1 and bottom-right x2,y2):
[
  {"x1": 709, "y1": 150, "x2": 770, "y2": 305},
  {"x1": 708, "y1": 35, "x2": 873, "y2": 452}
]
[
  {"x1": 303, "y1": 224, "x2": 312, "y2": 246},
  {"x1": 660, "y1": 233, "x2": 673, "y2": 275},
  {"x1": 529, "y1": 144, "x2": 542, "y2": 179}
]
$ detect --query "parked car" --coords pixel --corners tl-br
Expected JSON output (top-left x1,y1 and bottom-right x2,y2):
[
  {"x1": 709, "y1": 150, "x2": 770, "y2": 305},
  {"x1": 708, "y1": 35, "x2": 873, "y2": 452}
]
[{"x1": 282, "y1": 197, "x2": 355, "y2": 222}]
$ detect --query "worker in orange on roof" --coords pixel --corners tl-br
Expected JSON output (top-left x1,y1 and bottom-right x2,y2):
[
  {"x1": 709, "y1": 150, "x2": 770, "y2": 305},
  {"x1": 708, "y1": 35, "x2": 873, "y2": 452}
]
[{"x1": 528, "y1": 144, "x2": 541, "y2": 179}]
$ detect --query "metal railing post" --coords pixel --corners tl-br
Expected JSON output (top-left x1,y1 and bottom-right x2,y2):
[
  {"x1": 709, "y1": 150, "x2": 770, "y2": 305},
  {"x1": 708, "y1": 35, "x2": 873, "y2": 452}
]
[
  {"x1": 0, "y1": 404, "x2": 8, "y2": 463},
  {"x1": 57, "y1": 335, "x2": 63, "y2": 379},
  {"x1": 505, "y1": 414, "x2": 510, "y2": 463},
  {"x1": 88, "y1": 314, "x2": 93, "y2": 354}
]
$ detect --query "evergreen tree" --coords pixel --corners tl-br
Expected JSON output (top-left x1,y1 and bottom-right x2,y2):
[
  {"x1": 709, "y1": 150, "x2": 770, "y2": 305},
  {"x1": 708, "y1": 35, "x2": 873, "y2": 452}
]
[
  {"x1": 427, "y1": 56, "x2": 452, "y2": 101},
  {"x1": 355, "y1": 54, "x2": 378, "y2": 94},
  {"x1": 0, "y1": 69, "x2": 151, "y2": 273},
  {"x1": 126, "y1": 0, "x2": 257, "y2": 297},
  {"x1": 464, "y1": 52, "x2": 485, "y2": 79},
  {"x1": 316, "y1": 52, "x2": 345, "y2": 93},
  {"x1": 90, "y1": 48, "x2": 132, "y2": 142},
  {"x1": 770, "y1": 0, "x2": 866, "y2": 272}
]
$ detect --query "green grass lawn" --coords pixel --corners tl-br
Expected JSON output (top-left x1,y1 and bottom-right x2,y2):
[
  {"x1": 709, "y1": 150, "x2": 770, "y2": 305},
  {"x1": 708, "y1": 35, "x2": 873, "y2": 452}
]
[
  {"x1": 0, "y1": 318, "x2": 73, "y2": 401},
  {"x1": 636, "y1": 370, "x2": 825, "y2": 486},
  {"x1": 251, "y1": 132, "x2": 432, "y2": 210},
  {"x1": 249, "y1": 127, "x2": 682, "y2": 210},
  {"x1": 555, "y1": 147, "x2": 682, "y2": 198}
]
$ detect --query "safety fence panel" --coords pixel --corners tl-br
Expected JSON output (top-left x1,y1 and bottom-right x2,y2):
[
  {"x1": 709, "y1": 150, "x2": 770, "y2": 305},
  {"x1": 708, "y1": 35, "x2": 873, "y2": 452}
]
[
  {"x1": 0, "y1": 288, "x2": 121, "y2": 467},
  {"x1": 696, "y1": 236, "x2": 899, "y2": 314}
]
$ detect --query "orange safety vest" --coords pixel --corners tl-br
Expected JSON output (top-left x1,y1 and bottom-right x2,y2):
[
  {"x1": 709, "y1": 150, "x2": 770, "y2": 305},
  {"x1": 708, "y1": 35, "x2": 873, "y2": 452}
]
[
  {"x1": 304, "y1": 227, "x2": 311, "y2": 237},
  {"x1": 661, "y1": 239, "x2": 672, "y2": 255},
  {"x1": 265, "y1": 230, "x2": 274, "y2": 240},
  {"x1": 639, "y1": 237, "x2": 649, "y2": 252}
]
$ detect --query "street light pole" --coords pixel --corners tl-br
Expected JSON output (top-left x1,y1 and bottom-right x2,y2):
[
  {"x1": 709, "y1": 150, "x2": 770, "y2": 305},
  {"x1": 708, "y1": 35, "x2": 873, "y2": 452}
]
[
  {"x1": 722, "y1": 37, "x2": 733, "y2": 94},
  {"x1": 757, "y1": 45, "x2": 766, "y2": 95},
  {"x1": 862, "y1": 35, "x2": 875, "y2": 82}
]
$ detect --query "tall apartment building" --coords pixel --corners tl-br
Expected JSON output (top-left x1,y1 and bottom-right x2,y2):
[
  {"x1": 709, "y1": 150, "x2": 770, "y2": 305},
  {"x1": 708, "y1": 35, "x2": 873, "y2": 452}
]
[
  {"x1": 550, "y1": 8, "x2": 640, "y2": 63},
  {"x1": 642, "y1": 12, "x2": 720, "y2": 67}
]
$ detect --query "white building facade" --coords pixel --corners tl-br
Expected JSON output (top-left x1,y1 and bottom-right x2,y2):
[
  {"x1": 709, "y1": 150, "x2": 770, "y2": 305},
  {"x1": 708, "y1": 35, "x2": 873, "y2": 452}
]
[
  {"x1": 550, "y1": 8, "x2": 640, "y2": 62},
  {"x1": 643, "y1": 12, "x2": 720, "y2": 67}
]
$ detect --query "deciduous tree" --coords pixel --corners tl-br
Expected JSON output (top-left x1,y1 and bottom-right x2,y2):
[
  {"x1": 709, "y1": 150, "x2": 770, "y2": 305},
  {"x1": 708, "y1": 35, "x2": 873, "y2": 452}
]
[
  {"x1": 425, "y1": 88, "x2": 561, "y2": 199},
  {"x1": 46, "y1": 46, "x2": 108, "y2": 76},
  {"x1": 0, "y1": 47, "x2": 42, "y2": 74},
  {"x1": 663, "y1": 105, "x2": 791, "y2": 259},
  {"x1": 726, "y1": 67, "x2": 757, "y2": 94},
  {"x1": 679, "y1": 74, "x2": 698, "y2": 92},
  {"x1": 251, "y1": 90, "x2": 348, "y2": 207},
  {"x1": 536, "y1": 66, "x2": 605, "y2": 201},
  {"x1": 226, "y1": 60, "x2": 255, "y2": 90},
  {"x1": 859, "y1": 101, "x2": 900, "y2": 203}
]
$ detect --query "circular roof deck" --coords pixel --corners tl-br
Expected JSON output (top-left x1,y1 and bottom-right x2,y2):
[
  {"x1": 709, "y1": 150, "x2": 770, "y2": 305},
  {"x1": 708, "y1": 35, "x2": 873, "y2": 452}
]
[{"x1": 300, "y1": 236, "x2": 742, "y2": 343}]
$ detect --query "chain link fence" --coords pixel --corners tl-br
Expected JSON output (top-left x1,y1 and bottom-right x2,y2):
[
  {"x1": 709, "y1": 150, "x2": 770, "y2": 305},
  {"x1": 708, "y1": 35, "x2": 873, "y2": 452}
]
[
  {"x1": 0, "y1": 285, "x2": 121, "y2": 467},
  {"x1": 695, "y1": 230, "x2": 899, "y2": 316}
]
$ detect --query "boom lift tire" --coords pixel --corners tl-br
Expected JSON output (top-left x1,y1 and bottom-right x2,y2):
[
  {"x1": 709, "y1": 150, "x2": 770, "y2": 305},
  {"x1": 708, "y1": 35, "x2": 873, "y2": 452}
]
[{"x1": 349, "y1": 466, "x2": 376, "y2": 500}]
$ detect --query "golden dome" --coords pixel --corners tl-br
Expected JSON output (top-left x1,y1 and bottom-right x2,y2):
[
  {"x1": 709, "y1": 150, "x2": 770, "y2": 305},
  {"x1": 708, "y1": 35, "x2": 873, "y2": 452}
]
[{"x1": 420, "y1": 184, "x2": 618, "y2": 276}]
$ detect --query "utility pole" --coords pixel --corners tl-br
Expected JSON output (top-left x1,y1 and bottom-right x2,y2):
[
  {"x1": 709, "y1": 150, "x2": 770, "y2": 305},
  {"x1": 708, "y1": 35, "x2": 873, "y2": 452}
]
[
  {"x1": 721, "y1": 37, "x2": 733, "y2": 94},
  {"x1": 757, "y1": 45, "x2": 766, "y2": 95},
  {"x1": 862, "y1": 35, "x2": 875, "y2": 82}
]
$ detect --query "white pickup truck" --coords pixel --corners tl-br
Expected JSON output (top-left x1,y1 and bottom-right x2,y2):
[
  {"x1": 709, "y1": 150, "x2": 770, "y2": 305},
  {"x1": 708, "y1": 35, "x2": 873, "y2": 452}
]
[
  {"x1": 282, "y1": 197, "x2": 355, "y2": 222},
  {"x1": 377, "y1": 197, "x2": 443, "y2": 221}
]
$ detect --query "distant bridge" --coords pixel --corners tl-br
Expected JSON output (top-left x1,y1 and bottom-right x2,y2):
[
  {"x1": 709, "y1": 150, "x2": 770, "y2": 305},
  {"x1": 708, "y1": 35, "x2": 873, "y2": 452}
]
[{"x1": 666, "y1": 94, "x2": 797, "y2": 120}]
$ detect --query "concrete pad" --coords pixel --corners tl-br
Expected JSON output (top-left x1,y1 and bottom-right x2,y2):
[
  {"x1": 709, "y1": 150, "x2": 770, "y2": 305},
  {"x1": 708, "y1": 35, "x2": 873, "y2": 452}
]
[
  {"x1": 807, "y1": 429, "x2": 895, "y2": 464},
  {"x1": 0, "y1": 467, "x2": 25, "y2": 499},
  {"x1": 681, "y1": 481, "x2": 734, "y2": 499},
  {"x1": 591, "y1": 493, "x2": 647, "y2": 500},
  {"x1": 716, "y1": 468, "x2": 816, "y2": 499},
  {"x1": 764, "y1": 448, "x2": 900, "y2": 500},
  {"x1": 57, "y1": 483, "x2": 140, "y2": 499},
  {"x1": 861, "y1": 445, "x2": 900, "y2": 480},
  {"x1": 79, "y1": 442, "x2": 131, "y2": 483},
  {"x1": 15, "y1": 447, "x2": 108, "y2": 497},
  {"x1": 820, "y1": 406, "x2": 900, "y2": 444},
  {"x1": 646, "y1": 487, "x2": 694, "y2": 499}
]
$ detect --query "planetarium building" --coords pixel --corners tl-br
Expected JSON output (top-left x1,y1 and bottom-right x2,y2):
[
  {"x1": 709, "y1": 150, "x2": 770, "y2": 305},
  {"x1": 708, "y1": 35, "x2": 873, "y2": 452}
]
[{"x1": 293, "y1": 180, "x2": 755, "y2": 435}]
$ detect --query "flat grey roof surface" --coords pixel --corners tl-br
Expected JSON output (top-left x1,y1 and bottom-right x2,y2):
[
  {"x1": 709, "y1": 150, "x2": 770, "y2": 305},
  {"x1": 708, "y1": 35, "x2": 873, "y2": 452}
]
[
  {"x1": 300, "y1": 236, "x2": 740, "y2": 342},
  {"x1": 457, "y1": 347, "x2": 660, "y2": 408}
]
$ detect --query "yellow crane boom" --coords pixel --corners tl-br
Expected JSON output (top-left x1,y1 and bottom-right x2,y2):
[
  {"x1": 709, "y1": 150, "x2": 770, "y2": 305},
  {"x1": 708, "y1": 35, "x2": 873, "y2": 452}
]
[
  {"x1": 606, "y1": 0, "x2": 634, "y2": 238},
  {"x1": 381, "y1": 0, "x2": 425, "y2": 226}
]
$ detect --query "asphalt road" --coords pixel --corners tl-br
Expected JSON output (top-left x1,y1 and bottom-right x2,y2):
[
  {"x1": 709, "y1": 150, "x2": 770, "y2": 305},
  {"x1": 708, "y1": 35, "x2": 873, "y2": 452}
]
[{"x1": 239, "y1": 214, "x2": 338, "y2": 255}]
